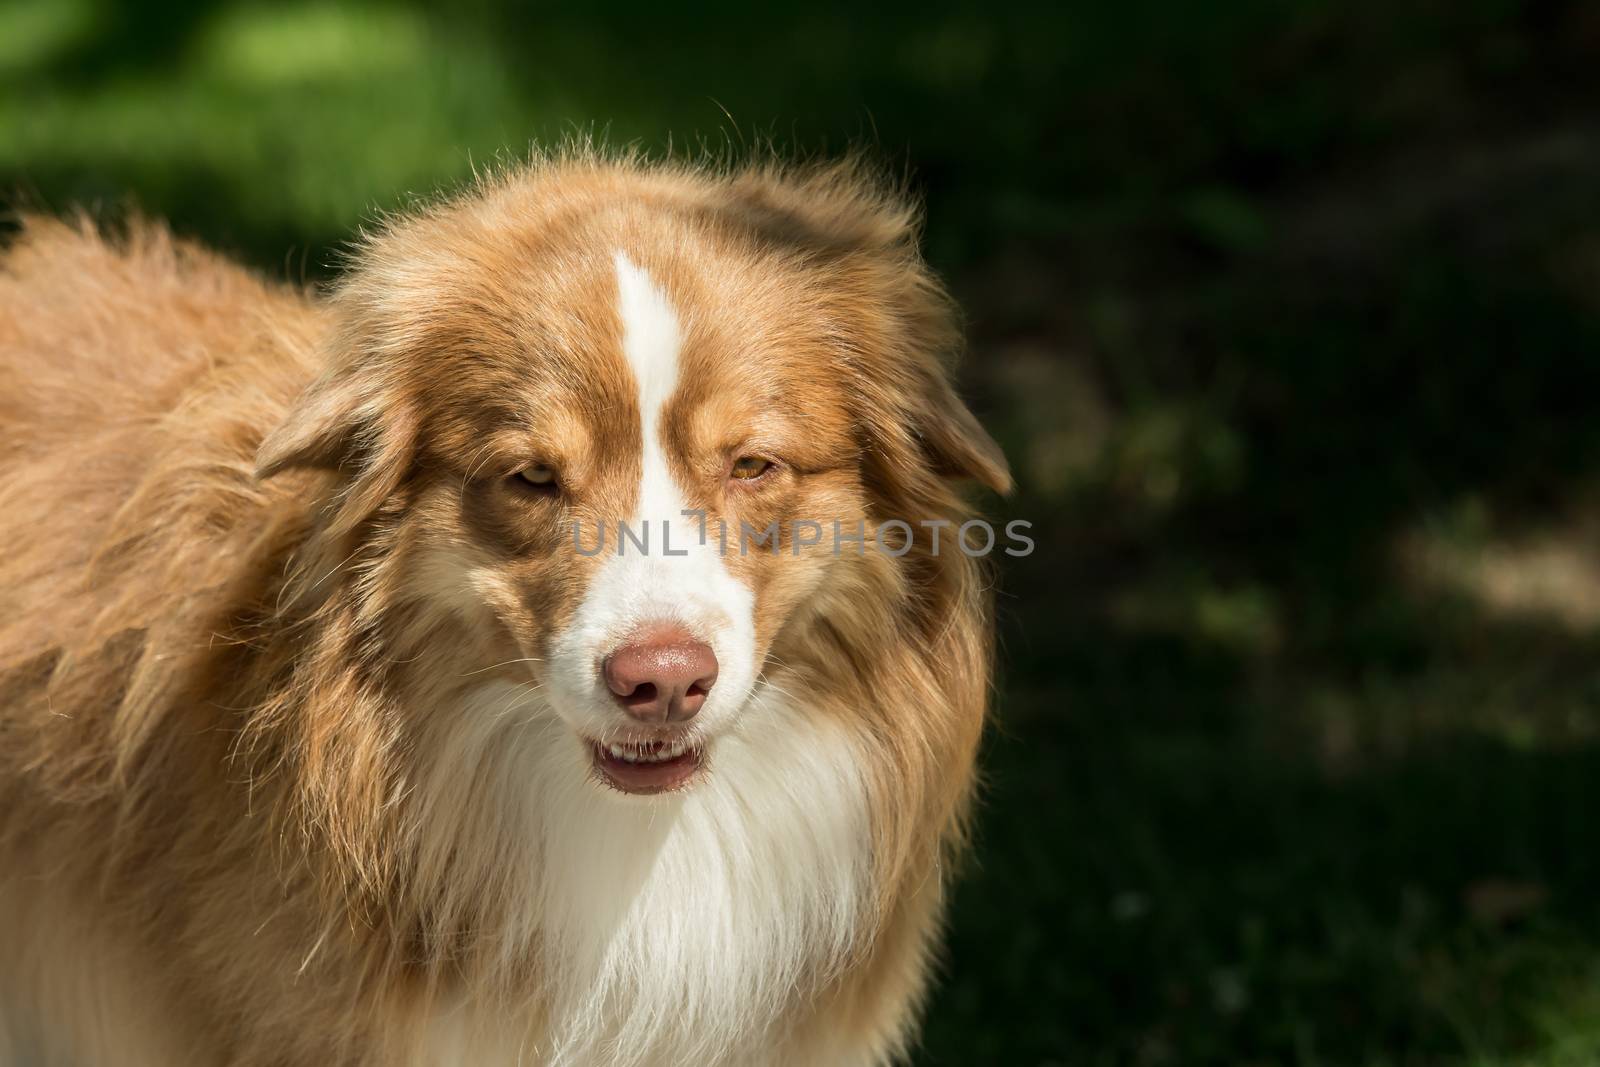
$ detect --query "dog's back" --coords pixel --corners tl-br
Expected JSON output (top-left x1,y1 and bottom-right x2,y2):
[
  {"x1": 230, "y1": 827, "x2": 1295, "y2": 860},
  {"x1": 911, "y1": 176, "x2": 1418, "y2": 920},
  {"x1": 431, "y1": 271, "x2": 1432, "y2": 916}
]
[
  {"x1": 0, "y1": 218, "x2": 311, "y2": 456},
  {"x1": 0, "y1": 218, "x2": 320, "y2": 659}
]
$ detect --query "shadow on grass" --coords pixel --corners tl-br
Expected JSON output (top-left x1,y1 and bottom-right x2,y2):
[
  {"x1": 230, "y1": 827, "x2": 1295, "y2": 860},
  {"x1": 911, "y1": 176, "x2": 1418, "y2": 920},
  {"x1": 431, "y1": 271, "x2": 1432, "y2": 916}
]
[{"x1": 931, "y1": 709, "x2": 1600, "y2": 1066}]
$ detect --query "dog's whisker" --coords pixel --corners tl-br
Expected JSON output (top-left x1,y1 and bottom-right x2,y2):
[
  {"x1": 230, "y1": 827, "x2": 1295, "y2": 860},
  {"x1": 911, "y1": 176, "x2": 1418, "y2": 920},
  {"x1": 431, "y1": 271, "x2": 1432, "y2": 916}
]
[{"x1": 458, "y1": 656, "x2": 543, "y2": 678}]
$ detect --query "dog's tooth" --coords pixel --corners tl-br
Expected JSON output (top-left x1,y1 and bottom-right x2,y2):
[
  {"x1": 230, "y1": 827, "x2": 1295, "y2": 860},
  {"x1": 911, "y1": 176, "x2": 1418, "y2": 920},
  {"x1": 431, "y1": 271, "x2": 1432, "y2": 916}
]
[{"x1": 600, "y1": 738, "x2": 697, "y2": 765}]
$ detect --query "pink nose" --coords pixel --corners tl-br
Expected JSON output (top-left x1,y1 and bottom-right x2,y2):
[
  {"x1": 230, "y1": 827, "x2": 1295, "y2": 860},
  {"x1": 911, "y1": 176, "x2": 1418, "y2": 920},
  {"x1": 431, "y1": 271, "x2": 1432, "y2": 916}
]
[{"x1": 601, "y1": 627, "x2": 719, "y2": 724}]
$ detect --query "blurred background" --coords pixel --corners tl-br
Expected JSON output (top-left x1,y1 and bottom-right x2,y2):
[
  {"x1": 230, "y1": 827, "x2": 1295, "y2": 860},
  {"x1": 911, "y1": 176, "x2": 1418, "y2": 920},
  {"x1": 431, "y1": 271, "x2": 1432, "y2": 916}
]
[{"x1": 6, "y1": 1, "x2": 1600, "y2": 1063}]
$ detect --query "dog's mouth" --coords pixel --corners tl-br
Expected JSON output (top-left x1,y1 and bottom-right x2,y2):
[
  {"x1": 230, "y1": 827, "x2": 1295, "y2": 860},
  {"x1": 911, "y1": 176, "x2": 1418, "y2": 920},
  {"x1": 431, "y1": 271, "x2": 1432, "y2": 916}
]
[{"x1": 590, "y1": 738, "x2": 705, "y2": 795}]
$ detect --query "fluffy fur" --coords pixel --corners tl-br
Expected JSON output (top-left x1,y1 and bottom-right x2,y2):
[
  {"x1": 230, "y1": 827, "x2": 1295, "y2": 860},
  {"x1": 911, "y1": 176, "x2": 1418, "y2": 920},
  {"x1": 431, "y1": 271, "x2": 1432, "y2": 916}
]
[{"x1": 0, "y1": 150, "x2": 1010, "y2": 1066}]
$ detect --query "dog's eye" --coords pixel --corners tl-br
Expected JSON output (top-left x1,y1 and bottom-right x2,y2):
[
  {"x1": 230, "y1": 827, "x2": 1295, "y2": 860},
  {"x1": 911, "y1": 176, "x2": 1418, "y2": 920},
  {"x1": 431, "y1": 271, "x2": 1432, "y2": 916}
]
[
  {"x1": 730, "y1": 456, "x2": 773, "y2": 481},
  {"x1": 514, "y1": 465, "x2": 559, "y2": 491}
]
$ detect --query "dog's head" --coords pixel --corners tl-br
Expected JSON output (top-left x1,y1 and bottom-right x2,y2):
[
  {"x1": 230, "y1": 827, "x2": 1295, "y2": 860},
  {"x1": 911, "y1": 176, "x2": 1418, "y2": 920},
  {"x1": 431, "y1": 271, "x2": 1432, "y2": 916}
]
[{"x1": 256, "y1": 157, "x2": 1009, "y2": 800}]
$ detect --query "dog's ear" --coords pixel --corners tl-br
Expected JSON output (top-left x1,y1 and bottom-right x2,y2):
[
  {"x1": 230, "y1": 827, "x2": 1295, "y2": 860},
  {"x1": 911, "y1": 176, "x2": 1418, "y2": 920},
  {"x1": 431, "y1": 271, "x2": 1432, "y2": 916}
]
[
  {"x1": 256, "y1": 366, "x2": 416, "y2": 530},
  {"x1": 914, "y1": 366, "x2": 1012, "y2": 495},
  {"x1": 733, "y1": 159, "x2": 1011, "y2": 496},
  {"x1": 858, "y1": 261, "x2": 1012, "y2": 498},
  {"x1": 862, "y1": 357, "x2": 1012, "y2": 500},
  {"x1": 255, "y1": 369, "x2": 377, "y2": 479}
]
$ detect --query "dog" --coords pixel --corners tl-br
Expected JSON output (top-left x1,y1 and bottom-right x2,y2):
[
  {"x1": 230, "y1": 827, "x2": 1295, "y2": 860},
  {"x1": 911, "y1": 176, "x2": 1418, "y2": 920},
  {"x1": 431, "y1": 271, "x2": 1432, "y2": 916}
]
[{"x1": 0, "y1": 150, "x2": 1010, "y2": 1066}]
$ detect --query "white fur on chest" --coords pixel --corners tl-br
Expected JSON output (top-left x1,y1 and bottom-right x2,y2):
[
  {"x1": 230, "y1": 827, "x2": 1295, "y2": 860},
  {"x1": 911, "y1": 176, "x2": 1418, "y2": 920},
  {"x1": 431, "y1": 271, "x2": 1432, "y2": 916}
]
[{"x1": 416, "y1": 682, "x2": 871, "y2": 1067}]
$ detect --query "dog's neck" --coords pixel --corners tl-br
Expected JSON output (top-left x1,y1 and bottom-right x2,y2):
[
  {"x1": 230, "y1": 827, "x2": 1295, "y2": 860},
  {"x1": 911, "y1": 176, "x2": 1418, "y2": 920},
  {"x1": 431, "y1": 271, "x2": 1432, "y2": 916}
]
[{"x1": 402, "y1": 679, "x2": 873, "y2": 1065}]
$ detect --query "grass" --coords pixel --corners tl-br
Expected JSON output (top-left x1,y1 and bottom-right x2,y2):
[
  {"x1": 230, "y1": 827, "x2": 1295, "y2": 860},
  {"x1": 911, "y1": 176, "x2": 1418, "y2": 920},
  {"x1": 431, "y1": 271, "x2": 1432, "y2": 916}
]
[{"x1": 7, "y1": 1, "x2": 1600, "y2": 1062}]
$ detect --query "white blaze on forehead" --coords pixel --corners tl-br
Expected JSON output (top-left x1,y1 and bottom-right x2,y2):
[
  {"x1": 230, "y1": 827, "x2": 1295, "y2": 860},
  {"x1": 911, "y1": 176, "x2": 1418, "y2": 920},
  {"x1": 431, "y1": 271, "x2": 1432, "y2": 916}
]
[
  {"x1": 614, "y1": 251, "x2": 680, "y2": 433},
  {"x1": 614, "y1": 251, "x2": 683, "y2": 526}
]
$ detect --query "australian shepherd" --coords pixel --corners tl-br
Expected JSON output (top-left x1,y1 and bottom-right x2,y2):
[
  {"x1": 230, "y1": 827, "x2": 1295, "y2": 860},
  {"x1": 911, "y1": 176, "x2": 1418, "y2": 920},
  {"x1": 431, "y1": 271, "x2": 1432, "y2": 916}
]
[{"x1": 0, "y1": 151, "x2": 1010, "y2": 1066}]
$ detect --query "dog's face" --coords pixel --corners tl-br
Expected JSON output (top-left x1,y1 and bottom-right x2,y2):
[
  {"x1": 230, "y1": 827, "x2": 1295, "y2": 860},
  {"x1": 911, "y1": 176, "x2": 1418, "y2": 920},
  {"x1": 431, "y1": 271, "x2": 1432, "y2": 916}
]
[
  {"x1": 415, "y1": 238, "x2": 871, "y2": 796},
  {"x1": 258, "y1": 165, "x2": 1009, "y2": 798}
]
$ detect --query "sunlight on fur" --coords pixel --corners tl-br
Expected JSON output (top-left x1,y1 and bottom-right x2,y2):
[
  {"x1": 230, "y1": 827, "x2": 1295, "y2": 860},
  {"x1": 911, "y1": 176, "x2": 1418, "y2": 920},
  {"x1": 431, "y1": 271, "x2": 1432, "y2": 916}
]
[{"x1": 0, "y1": 144, "x2": 1008, "y2": 1065}]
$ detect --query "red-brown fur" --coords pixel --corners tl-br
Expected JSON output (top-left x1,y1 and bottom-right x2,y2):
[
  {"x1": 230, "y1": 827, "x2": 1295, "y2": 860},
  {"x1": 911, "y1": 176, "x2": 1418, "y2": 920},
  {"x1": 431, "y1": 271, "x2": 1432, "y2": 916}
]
[{"x1": 0, "y1": 151, "x2": 1009, "y2": 1065}]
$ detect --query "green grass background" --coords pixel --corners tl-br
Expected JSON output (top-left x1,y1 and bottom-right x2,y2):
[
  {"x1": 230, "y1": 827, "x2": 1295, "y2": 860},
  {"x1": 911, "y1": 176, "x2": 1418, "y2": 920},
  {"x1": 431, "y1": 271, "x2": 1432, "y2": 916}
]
[{"x1": 7, "y1": 2, "x2": 1600, "y2": 1063}]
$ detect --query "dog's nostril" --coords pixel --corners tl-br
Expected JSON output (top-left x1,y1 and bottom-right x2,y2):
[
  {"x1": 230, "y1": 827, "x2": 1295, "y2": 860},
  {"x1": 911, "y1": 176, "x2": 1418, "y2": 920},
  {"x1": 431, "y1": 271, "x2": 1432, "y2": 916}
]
[
  {"x1": 601, "y1": 627, "x2": 719, "y2": 724},
  {"x1": 621, "y1": 682, "x2": 658, "y2": 705}
]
